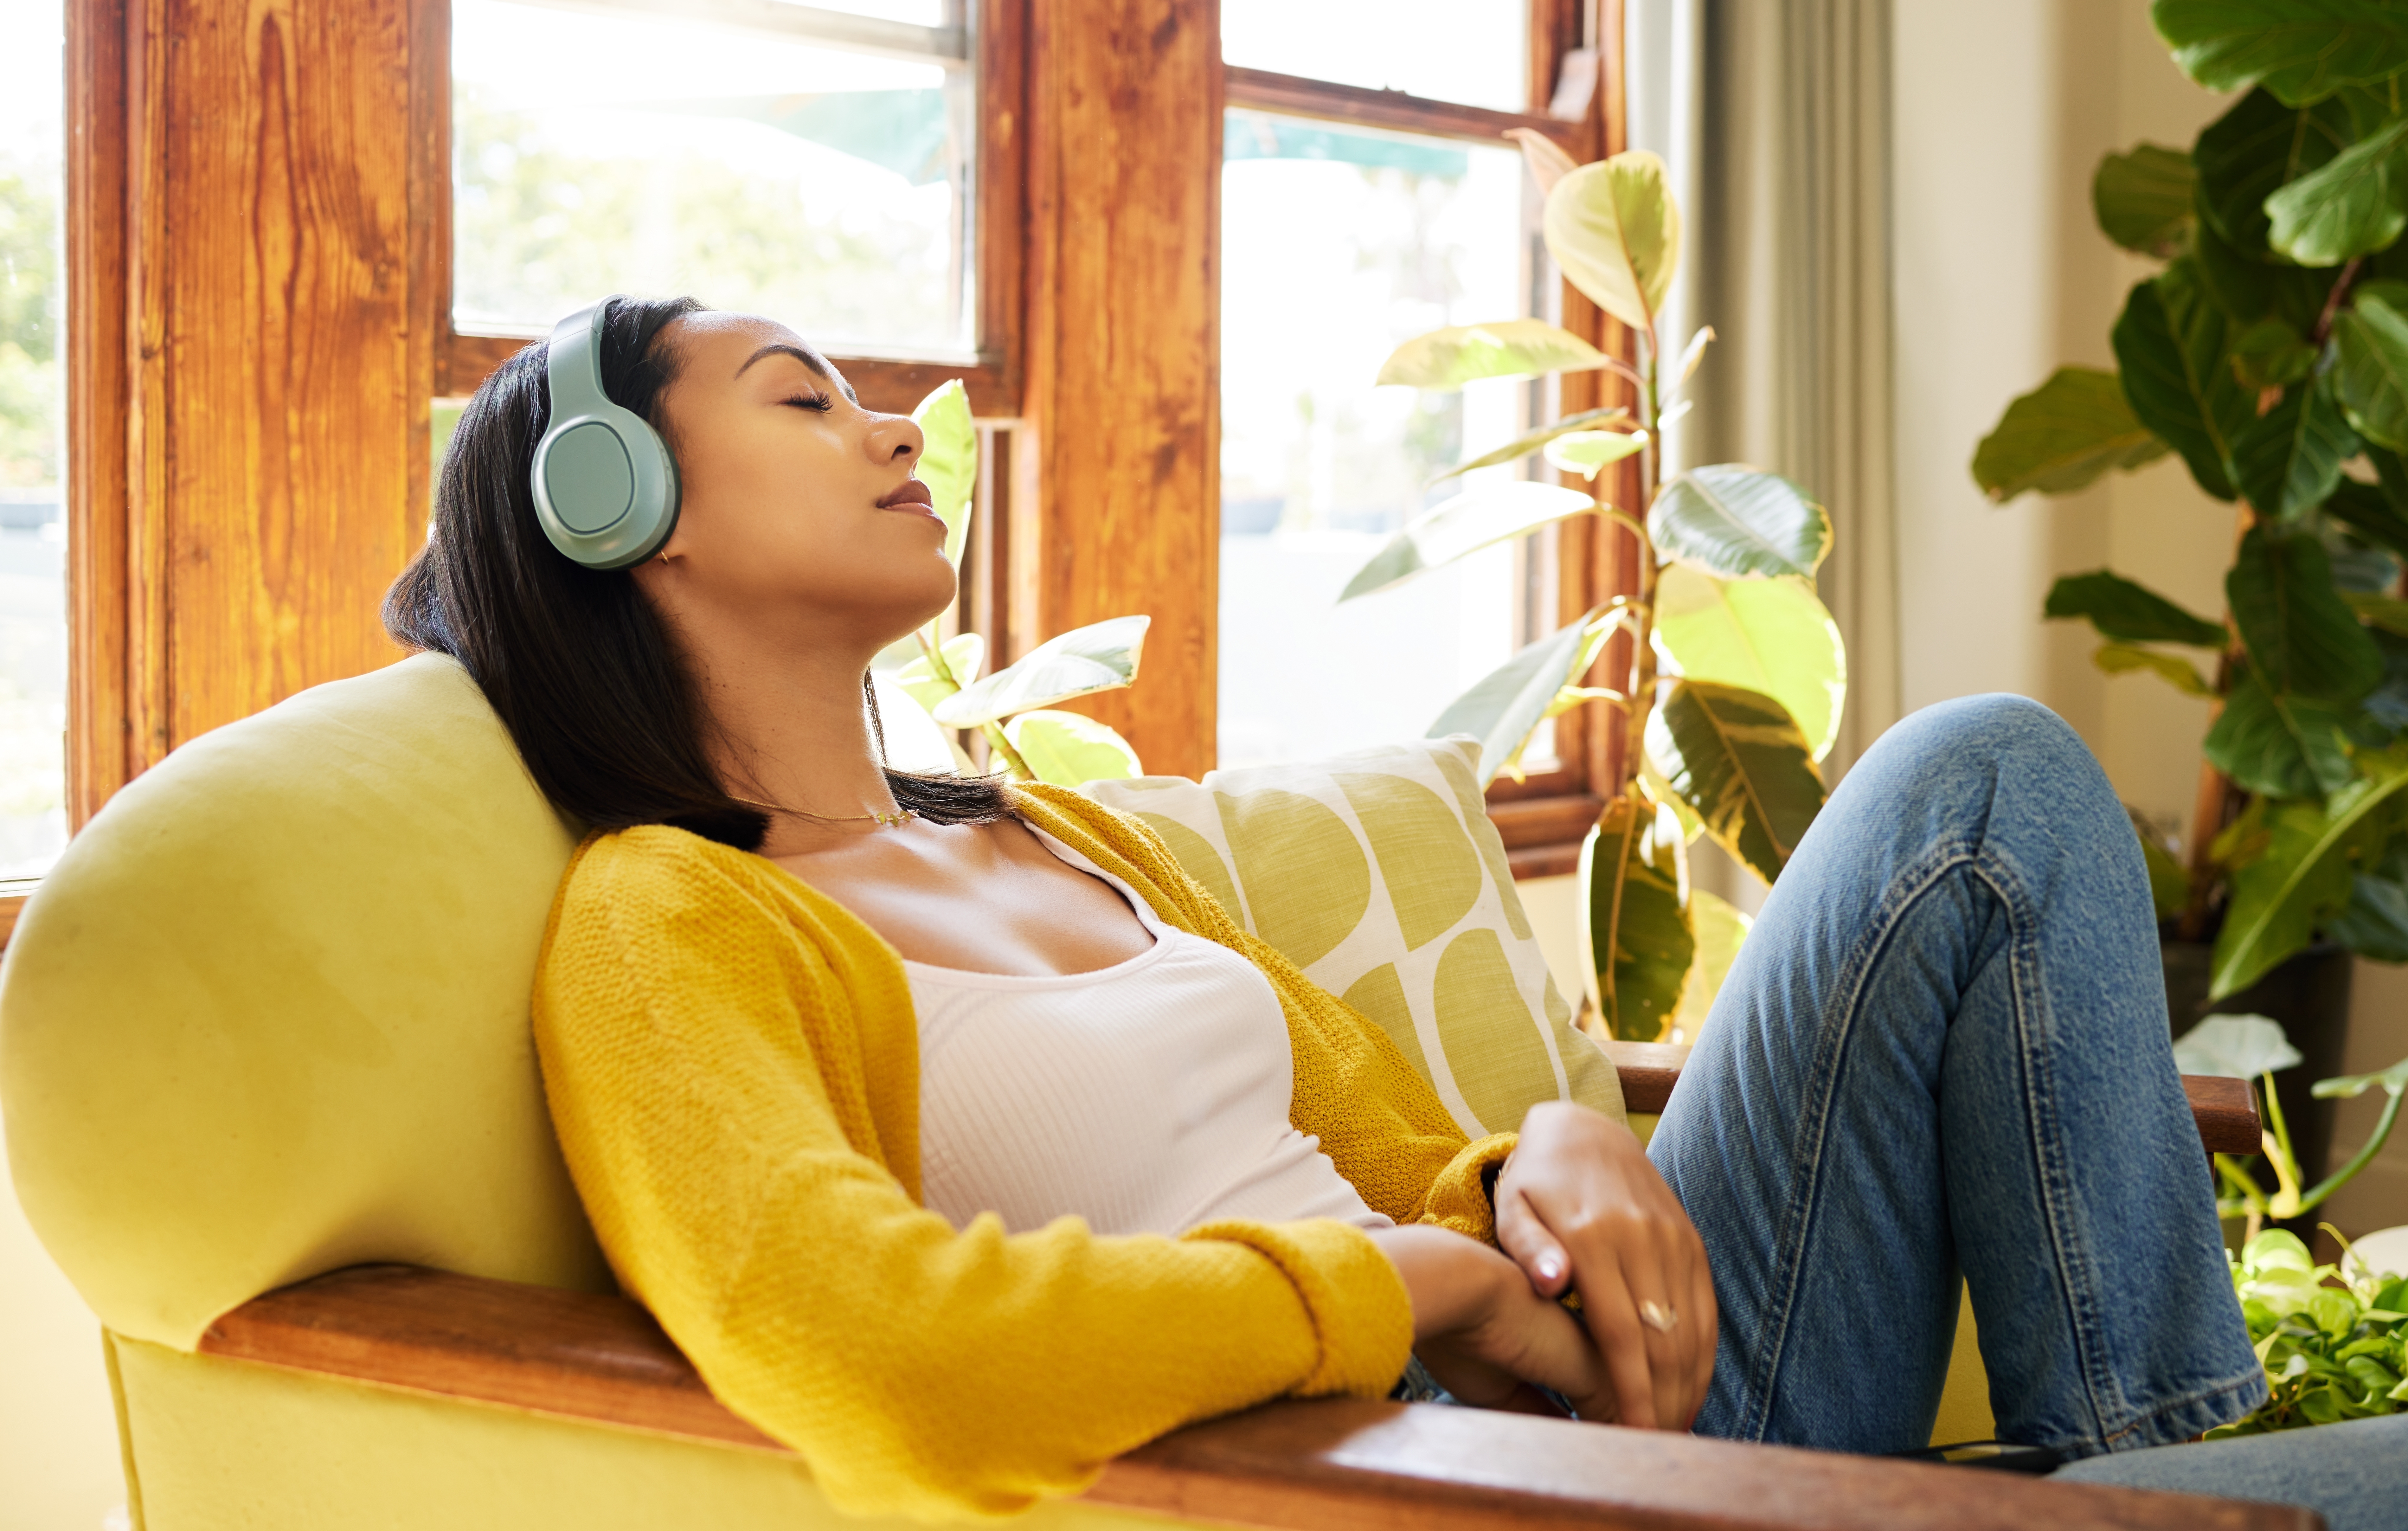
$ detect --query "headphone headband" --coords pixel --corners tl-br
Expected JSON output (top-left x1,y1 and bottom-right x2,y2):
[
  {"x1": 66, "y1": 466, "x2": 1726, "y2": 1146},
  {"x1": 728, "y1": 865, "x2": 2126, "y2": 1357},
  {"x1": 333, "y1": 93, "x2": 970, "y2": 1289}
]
[{"x1": 529, "y1": 299, "x2": 681, "y2": 569}]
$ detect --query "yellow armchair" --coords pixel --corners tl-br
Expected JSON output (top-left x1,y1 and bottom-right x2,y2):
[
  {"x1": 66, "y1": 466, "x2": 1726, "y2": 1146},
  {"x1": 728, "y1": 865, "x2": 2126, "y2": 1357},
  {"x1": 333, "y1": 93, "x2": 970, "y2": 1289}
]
[{"x1": 0, "y1": 655, "x2": 2276, "y2": 1531}]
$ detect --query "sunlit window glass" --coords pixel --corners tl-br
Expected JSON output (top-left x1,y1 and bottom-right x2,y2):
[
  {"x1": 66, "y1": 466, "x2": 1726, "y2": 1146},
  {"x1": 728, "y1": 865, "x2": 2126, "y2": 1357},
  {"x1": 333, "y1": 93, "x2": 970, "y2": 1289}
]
[
  {"x1": 0, "y1": 0, "x2": 67, "y2": 878},
  {"x1": 1221, "y1": 0, "x2": 1528, "y2": 113},
  {"x1": 452, "y1": 0, "x2": 975, "y2": 355},
  {"x1": 1219, "y1": 113, "x2": 1551, "y2": 769}
]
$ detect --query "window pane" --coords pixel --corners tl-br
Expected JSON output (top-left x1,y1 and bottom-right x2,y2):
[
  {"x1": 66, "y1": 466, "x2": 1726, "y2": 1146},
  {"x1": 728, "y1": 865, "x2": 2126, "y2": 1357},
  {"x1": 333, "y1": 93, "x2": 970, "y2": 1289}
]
[
  {"x1": 0, "y1": 0, "x2": 68, "y2": 877},
  {"x1": 1219, "y1": 113, "x2": 1550, "y2": 770},
  {"x1": 1221, "y1": 0, "x2": 1527, "y2": 113},
  {"x1": 453, "y1": 0, "x2": 974, "y2": 356}
]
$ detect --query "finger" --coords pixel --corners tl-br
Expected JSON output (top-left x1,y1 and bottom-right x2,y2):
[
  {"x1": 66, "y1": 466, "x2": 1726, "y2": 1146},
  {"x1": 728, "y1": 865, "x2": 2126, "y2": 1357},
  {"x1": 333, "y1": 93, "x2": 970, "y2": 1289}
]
[
  {"x1": 1685, "y1": 1236, "x2": 1719, "y2": 1430},
  {"x1": 1574, "y1": 1259, "x2": 1658, "y2": 1429},
  {"x1": 1620, "y1": 1225, "x2": 1688, "y2": 1431},
  {"x1": 1493, "y1": 1188, "x2": 1574, "y2": 1297}
]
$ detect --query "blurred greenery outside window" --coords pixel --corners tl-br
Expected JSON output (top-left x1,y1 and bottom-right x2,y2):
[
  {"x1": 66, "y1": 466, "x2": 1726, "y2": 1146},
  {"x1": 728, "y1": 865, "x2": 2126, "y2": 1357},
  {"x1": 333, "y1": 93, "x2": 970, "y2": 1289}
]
[
  {"x1": 1217, "y1": 1, "x2": 1560, "y2": 770},
  {"x1": 0, "y1": 0, "x2": 69, "y2": 879},
  {"x1": 451, "y1": 0, "x2": 975, "y2": 358}
]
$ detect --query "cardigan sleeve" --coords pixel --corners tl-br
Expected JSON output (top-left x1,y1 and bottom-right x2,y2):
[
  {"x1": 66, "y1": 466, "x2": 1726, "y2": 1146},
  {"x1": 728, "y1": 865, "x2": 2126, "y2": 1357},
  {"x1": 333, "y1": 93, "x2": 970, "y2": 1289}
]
[{"x1": 533, "y1": 832, "x2": 1412, "y2": 1522}]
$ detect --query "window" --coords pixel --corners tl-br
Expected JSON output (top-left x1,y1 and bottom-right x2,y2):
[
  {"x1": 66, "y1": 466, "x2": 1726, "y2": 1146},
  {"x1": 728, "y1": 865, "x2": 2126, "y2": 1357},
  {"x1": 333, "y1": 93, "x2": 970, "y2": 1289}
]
[
  {"x1": 439, "y1": 0, "x2": 1020, "y2": 415},
  {"x1": 1215, "y1": 2, "x2": 1610, "y2": 862},
  {"x1": 452, "y1": 0, "x2": 975, "y2": 358},
  {"x1": 0, "y1": 0, "x2": 67, "y2": 880},
  {"x1": 1218, "y1": 120, "x2": 1550, "y2": 767}
]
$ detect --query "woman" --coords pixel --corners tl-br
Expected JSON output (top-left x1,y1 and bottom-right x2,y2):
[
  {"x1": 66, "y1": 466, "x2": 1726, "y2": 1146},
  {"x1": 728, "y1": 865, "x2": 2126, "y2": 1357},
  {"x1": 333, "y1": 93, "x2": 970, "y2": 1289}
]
[{"x1": 388, "y1": 296, "x2": 2371, "y2": 1522}]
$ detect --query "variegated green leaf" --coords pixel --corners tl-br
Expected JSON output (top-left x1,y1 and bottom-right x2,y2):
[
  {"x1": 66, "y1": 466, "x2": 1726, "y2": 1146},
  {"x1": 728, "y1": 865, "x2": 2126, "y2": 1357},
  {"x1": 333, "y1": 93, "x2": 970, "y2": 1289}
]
[
  {"x1": 1650, "y1": 465, "x2": 1833, "y2": 580},
  {"x1": 911, "y1": 379, "x2": 977, "y2": 566},
  {"x1": 1428, "y1": 407, "x2": 1635, "y2": 483},
  {"x1": 1669, "y1": 887, "x2": 1749, "y2": 1043},
  {"x1": 1376, "y1": 318, "x2": 1609, "y2": 390},
  {"x1": 1581, "y1": 795, "x2": 1695, "y2": 1043},
  {"x1": 1645, "y1": 679, "x2": 1827, "y2": 885},
  {"x1": 933, "y1": 616, "x2": 1149, "y2": 727},
  {"x1": 1543, "y1": 430, "x2": 1649, "y2": 481},
  {"x1": 1428, "y1": 607, "x2": 1618, "y2": 787},
  {"x1": 1340, "y1": 482, "x2": 1596, "y2": 602},
  {"x1": 1544, "y1": 151, "x2": 1681, "y2": 332},
  {"x1": 896, "y1": 632, "x2": 986, "y2": 713},
  {"x1": 1005, "y1": 709, "x2": 1143, "y2": 786},
  {"x1": 1651, "y1": 566, "x2": 1847, "y2": 762}
]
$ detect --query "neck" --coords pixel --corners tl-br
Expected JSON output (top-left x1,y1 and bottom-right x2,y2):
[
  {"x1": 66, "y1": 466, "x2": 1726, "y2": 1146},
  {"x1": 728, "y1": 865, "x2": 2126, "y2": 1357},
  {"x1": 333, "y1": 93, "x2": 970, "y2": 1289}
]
[{"x1": 673, "y1": 616, "x2": 903, "y2": 847}]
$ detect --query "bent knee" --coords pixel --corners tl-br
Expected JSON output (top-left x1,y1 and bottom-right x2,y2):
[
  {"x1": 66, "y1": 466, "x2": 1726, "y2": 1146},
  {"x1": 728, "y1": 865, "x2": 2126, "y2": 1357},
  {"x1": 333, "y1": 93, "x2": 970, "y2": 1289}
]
[{"x1": 1859, "y1": 694, "x2": 2104, "y2": 803}]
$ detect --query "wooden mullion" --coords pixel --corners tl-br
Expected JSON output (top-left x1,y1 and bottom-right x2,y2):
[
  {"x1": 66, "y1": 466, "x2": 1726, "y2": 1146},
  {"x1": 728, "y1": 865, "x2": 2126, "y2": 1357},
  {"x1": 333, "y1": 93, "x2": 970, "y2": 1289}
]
[
  {"x1": 1223, "y1": 66, "x2": 1579, "y2": 148},
  {"x1": 65, "y1": 0, "x2": 133, "y2": 827},
  {"x1": 407, "y1": 0, "x2": 448, "y2": 524}
]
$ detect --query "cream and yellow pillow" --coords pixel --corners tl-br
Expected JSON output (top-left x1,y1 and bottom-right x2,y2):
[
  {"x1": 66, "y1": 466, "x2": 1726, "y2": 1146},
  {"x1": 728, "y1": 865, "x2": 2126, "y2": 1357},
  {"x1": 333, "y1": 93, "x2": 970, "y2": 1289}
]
[{"x1": 1082, "y1": 738, "x2": 1623, "y2": 1135}]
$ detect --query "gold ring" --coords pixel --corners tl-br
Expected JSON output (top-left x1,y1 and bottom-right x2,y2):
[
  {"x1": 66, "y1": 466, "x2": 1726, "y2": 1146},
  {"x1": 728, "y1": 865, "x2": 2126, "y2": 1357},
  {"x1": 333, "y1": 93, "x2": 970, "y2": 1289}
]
[{"x1": 1638, "y1": 1300, "x2": 1679, "y2": 1334}]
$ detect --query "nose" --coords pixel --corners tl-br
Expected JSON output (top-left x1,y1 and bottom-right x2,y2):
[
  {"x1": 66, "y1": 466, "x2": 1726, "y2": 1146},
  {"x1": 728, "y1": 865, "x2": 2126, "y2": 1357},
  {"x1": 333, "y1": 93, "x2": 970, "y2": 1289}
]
[{"x1": 867, "y1": 412, "x2": 924, "y2": 466}]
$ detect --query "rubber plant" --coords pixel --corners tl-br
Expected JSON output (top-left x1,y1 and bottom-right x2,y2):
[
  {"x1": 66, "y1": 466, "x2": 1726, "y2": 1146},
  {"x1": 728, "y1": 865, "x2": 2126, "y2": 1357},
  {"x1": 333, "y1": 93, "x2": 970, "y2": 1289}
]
[
  {"x1": 1974, "y1": 1, "x2": 2408, "y2": 1005},
  {"x1": 890, "y1": 381, "x2": 1153, "y2": 787},
  {"x1": 1345, "y1": 132, "x2": 1846, "y2": 1044}
]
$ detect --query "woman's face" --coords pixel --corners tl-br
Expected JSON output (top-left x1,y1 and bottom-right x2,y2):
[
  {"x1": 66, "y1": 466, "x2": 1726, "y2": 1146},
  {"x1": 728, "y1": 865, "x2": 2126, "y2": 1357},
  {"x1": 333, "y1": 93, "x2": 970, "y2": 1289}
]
[{"x1": 639, "y1": 311, "x2": 954, "y2": 653}]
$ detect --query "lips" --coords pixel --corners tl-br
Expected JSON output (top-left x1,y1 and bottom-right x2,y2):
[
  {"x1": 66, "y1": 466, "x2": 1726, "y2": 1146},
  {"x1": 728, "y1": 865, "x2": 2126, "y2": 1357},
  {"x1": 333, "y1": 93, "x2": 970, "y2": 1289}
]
[{"x1": 878, "y1": 479, "x2": 936, "y2": 511}]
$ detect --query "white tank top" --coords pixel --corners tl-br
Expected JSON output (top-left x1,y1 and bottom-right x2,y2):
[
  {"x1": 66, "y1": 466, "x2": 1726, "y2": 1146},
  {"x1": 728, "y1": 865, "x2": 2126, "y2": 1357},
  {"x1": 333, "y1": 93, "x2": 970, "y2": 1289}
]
[{"x1": 908, "y1": 826, "x2": 1392, "y2": 1238}]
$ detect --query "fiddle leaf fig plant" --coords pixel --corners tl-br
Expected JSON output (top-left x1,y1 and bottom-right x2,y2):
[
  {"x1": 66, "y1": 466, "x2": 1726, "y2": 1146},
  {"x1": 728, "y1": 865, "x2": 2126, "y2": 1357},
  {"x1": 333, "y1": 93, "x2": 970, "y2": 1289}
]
[
  {"x1": 1348, "y1": 137, "x2": 1845, "y2": 1044},
  {"x1": 888, "y1": 381, "x2": 1152, "y2": 787},
  {"x1": 1973, "y1": 0, "x2": 2408, "y2": 1002}
]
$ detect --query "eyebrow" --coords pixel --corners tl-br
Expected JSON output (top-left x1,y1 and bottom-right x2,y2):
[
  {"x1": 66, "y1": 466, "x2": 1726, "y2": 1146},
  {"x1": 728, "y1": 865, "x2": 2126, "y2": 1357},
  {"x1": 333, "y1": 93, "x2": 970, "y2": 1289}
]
[{"x1": 733, "y1": 342, "x2": 857, "y2": 403}]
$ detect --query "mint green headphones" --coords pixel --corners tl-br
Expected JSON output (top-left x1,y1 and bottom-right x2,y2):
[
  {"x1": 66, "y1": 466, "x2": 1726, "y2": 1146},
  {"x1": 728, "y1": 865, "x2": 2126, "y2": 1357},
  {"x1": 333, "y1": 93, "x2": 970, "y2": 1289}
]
[{"x1": 530, "y1": 299, "x2": 681, "y2": 569}]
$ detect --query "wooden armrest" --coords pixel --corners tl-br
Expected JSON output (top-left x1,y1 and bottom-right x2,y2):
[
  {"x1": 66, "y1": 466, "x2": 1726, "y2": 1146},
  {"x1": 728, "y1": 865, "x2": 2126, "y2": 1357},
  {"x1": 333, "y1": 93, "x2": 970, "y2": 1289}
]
[
  {"x1": 1602, "y1": 1043, "x2": 2263, "y2": 1155},
  {"x1": 200, "y1": 1266, "x2": 2311, "y2": 1531}
]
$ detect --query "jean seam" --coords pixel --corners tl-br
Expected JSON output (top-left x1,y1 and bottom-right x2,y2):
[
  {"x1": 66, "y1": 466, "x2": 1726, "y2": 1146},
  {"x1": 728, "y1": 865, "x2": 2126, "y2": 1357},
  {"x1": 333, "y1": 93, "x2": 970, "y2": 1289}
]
[
  {"x1": 1971, "y1": 846, "x2": 2125, "y2": 1447},
  {"x1": 1732, "y1": 836, "x2": 1982, "y2": 1442}
]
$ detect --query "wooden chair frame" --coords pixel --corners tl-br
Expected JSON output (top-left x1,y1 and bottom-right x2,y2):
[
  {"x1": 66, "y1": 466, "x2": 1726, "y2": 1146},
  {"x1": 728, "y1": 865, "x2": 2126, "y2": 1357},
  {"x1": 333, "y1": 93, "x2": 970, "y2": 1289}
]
[{"x1": 189, "y1": 1049, "x2": 2294, "y2": 1531}]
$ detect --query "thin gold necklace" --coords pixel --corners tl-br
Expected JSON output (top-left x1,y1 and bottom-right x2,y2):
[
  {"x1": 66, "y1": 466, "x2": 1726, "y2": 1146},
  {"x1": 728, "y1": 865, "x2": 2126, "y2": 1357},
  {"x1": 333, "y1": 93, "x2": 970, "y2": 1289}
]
[{"x1": 730, "y1": 794, "x2": 915, "y2": 829}]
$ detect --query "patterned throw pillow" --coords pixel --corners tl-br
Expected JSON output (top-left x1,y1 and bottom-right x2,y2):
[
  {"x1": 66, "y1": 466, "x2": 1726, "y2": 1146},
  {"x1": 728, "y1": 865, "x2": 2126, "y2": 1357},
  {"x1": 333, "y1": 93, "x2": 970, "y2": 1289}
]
[{"x1": 1082, "y1": 737, "x2": 1625, "y2": 1134}]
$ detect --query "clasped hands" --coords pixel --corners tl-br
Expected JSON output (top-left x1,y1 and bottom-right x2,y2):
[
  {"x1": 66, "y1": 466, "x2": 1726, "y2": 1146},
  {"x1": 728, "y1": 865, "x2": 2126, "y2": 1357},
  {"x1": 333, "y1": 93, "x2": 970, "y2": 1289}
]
[{"x1": 1367, "y1": 1100, "x2": 1716, "y2": 1430}]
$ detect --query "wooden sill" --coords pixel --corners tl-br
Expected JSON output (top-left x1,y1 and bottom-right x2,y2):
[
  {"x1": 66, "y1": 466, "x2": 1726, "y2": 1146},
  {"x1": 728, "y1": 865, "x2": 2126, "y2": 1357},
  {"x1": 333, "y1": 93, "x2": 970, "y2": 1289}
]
[
  {"x1": 186, "y1": 1053, "x2": 2271, "y2": 1531},
  {"x1": 199, "y1": 1261, "x2": 2306, "y2": 1531},
  {"x1": 1487, "y1": 794, "x2": 1600, "y2": 881},
  {"x1": 0, "y1": 878, "x2": 36, "y2": 949}
]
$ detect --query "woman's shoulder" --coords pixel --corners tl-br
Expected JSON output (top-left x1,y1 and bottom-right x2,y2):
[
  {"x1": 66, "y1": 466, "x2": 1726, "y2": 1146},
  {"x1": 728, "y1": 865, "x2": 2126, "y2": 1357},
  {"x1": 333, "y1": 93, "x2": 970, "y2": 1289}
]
[{"x1": 555, "y1": 823, "x2": 793, "y2": 932}]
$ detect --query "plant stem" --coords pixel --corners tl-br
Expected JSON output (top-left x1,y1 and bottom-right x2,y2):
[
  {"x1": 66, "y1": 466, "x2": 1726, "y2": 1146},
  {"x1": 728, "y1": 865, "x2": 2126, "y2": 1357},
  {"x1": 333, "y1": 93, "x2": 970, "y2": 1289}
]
[
  {"x1": 914, "y1": 624, "x2": 959, "y2": 686},
  {"x1": 1616, "y1": 327, "x2": 1662, "y2": 800},
  {"x1": 915, "y1": 623, "x2": 1036, "y2": 780},
  {"x1": 2262, "y1": 1070, "x2": 2306, "y2": 1219},
  {"x1": 2297, "y1": 1085, "x2": 2405, "y2": 1215},
  {"x1": 980, "y1": 720, "x2": 1037, "y2": 782},
  {"x1": 2312, "y1": 256, "x2": 2365, "y2": 347}
]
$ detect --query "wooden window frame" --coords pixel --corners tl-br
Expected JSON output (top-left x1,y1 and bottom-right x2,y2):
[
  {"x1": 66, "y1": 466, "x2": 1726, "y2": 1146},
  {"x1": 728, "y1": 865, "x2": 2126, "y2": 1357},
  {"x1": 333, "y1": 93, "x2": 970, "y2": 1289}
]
[
  {"x1": 1220, "y1": 0, "x2": 1631, "y2": 878},
  {"x1": 428, "y1": 0, "x2": 1029, "y2": 420}
]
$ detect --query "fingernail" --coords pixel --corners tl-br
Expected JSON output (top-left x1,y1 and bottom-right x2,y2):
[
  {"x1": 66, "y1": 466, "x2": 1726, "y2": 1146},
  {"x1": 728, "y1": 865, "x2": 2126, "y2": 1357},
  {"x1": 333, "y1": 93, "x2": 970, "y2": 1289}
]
[{"x1": 1536, "y1": 1254, "x2": 1564, "y2": 1281}]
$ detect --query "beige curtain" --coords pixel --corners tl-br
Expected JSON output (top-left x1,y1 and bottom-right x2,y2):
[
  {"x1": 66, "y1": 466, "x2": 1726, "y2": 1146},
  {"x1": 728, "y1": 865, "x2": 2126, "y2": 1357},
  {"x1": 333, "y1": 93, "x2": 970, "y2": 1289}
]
[{"x1": 1628, "y1": 0, "x2": 1902, "y2": 782}]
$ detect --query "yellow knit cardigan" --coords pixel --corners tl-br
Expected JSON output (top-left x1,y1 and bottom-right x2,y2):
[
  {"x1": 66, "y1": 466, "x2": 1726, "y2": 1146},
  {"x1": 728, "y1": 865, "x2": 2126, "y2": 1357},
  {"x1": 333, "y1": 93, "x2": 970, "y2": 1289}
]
[{"x1": 533, "y1": 782, "x2": 1517, "y2": 1521}]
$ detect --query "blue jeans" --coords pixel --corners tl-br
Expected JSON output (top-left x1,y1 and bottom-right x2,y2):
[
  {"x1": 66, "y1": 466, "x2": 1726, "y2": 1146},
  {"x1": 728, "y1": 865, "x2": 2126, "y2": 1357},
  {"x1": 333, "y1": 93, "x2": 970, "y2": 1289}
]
[{"x1": 1648, "y1": 695, "x2": 2267, "y2": 1455}]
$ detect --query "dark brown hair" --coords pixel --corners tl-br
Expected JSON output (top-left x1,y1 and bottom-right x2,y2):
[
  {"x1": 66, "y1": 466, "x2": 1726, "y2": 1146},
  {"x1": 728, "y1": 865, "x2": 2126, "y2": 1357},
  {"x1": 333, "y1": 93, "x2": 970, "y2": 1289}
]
[{"x1": 384, "y1": 295, "x2": 1010, "y2": 849}]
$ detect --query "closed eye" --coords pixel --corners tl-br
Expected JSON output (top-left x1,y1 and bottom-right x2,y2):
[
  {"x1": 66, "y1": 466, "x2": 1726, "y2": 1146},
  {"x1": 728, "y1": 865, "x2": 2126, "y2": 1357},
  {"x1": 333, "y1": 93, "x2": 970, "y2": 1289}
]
[{"x1": 785, "y1": 392, "x2": 834, "y2": 413}]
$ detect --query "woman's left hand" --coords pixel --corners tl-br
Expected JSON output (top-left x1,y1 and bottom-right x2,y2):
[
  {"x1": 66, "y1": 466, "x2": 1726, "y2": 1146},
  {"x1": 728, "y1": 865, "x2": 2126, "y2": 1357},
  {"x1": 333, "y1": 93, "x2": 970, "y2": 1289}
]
[{"x1": 1491, "y1": 1100, "x2": 1716, "y2": 1431}]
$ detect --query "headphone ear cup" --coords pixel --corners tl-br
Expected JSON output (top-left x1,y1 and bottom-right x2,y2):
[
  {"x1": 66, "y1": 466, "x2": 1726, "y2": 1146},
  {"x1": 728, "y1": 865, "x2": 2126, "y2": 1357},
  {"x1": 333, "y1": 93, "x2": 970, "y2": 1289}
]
[
  {"x1": 531, "y1": 299, "x2": 682, "y2": 569},
  {"x1": 617, "y1": 421, "x2": 682, "y2": 563}
]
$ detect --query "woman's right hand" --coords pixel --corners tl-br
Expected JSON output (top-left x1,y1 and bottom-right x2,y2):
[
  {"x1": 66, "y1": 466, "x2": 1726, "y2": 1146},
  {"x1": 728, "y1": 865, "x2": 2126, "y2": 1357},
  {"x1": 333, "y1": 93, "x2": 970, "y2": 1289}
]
[{"x1": 1365, "y1": 1224, "x2": 1613, "y2": 1418}]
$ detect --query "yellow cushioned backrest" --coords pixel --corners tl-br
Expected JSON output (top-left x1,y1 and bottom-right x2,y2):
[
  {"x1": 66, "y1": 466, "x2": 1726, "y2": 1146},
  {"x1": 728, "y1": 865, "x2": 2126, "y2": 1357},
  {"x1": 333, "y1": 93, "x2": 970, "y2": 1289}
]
[
  {"x1": 0, "y1": 653, "x2": 611, "y2": 1350},
  {"x1": 1083, "y1": 737, "x2": 1624, "y2": 1134}
]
